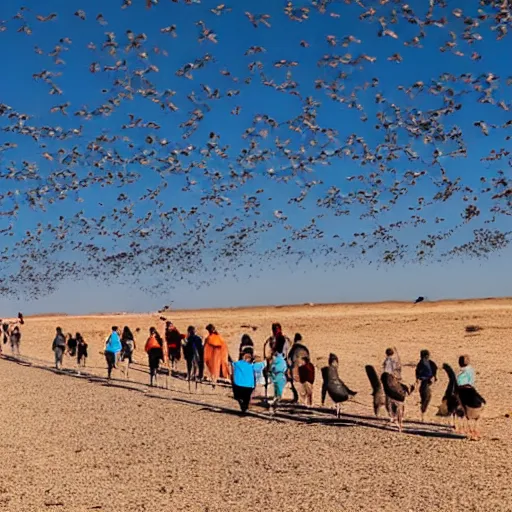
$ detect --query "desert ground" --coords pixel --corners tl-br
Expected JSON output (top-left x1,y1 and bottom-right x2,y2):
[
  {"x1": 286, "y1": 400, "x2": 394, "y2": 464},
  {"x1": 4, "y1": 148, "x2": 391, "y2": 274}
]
[{"x1": 1, "y1": 298, "x2": 512, "y2": 511}]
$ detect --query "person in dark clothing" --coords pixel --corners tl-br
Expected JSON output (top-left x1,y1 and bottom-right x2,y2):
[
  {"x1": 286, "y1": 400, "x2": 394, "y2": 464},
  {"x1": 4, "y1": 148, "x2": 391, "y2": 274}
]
[
  {"x1": 165, "y1": 321, "x2": 184, "y2": 370},
  {"x1": 76, "y1": 333, "x2": 88, "y2": 367},
  {"x1": 183, "y1": 326, "x2": 204, "y2": 382},
  {"x1": 67, "y1": 334, "x2": 77, "y2": 357},
  {"x1": 120, "y1": 326, "x2": 136, "y2": 379},
  {"x1": 2, "y1": 322, "x2": 10, "y2": 347},
  {"x1": 287, "y1": 333, "x2": 310, "y2": 403},
  {"x1": 239, "y1": 334, "x2": 254, "y2": 359},
  {"x1": 52, "y1": 327, "x2": 66, "y2": 369},
  {"x1": 415, "y1": 349, "x2": 438, "y2": 421},
  {"x1": 120, "y1": 326, "x2": 136, "y2": 363}
]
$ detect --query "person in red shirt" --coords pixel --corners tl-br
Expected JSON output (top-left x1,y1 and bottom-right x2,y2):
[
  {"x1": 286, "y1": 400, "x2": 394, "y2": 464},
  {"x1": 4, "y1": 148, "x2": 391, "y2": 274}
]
[
  {"x1": 298, "y1": 356, "x2": 315, "y2": 407},
  {"x1": 165, "y1": 321, "x2": 185, "y2": 370}
]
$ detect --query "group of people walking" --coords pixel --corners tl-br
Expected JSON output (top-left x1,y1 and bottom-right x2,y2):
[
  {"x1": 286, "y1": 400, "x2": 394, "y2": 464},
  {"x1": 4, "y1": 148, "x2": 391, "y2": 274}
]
[
  {"x1": 45, "y1": 320, "x2": 479, "y2": 423},
  {"x1": 51, "y1": 328, "x2": 89, "y2": 369}
]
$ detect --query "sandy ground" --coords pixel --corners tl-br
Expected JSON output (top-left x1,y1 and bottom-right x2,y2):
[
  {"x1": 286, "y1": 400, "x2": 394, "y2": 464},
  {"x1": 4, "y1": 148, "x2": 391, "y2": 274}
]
[{"x1": 1, "y1": 298, "x2": 512, "y2": 511}]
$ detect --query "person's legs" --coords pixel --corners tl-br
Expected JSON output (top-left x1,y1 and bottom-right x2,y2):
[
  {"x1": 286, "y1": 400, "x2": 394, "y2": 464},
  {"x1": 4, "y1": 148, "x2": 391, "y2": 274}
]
[
  {"x1": 232, "y1": 384, "x2": 242, "y2": 408},
  {"x1": 57, "y1": 347, "x2": 64, "y2": 369},
  {"x1": 105, "y1": 352, "x2": 114, "y2": 379},
  {"x1": 240, "y1": 387, "x2": 254, "y2": 413},
  {"x1": 306, "y1": 383, "x2": 313, "y2": 406},
  {"x1": 186, "y1": 358, "x2": 193, "y2": 380}
]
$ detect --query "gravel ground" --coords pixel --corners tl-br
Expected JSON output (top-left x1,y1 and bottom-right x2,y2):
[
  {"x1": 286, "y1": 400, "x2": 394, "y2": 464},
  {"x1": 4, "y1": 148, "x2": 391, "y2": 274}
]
[{"x1": 1, "y1": 299, "x2": 512, "y2": 511}]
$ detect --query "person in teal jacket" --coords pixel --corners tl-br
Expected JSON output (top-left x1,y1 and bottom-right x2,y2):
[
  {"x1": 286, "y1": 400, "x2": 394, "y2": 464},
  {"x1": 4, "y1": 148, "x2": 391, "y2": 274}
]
[
  {"x1": 105, "y1": 326, "x2": 122, "y2": 379},
  {"x1": 270, "y1": 349, "x2": 288, "y2": 412}
]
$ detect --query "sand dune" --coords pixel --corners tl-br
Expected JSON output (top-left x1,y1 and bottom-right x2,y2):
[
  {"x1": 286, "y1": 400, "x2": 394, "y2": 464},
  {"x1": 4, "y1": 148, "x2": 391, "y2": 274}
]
[{"x1": 1, "y1": 298, "x2": 511, "y2": 511}]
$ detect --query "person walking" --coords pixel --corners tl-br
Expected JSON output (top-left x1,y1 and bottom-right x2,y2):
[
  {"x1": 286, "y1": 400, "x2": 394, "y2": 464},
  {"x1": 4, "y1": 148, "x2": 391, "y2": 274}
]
[
  {"x1": 67, "y1": 334, "x2": 77, "y2": 357},
  {"x1": 120, "y1": 326, "x2": 136, "y2": 379},
  {"x1": 287, "y1": 333, "x2": 310, "y2": 403},
  {"x1": 231, "y1": 353, "x2": 266, "y2": 413},
  {"x1": 270, "y1": 343, "x2": 288, "y2": 411},
  {"x1": 183, "y1": 326, "x2": 203, "y2": 382},
  {"x1": 10, "y1": 326, "x2": 21, "y2": 356},
  {"x1": 52, "y1": 327, "x2": 66, "y2": 369},
  {"x1": 76, "y1": 333, "x2": 88, "y2": 367},
  {"x1": 145, "y1": 327, "x2": 163, "y2": 387},
  {"x1": 165, "y1": 321, "x2": 185, "y2": 371},
  {"x1": 203, "y1": 324, "x2": 230, "y2": 388},
  {"x1": 105, "y1": 326, "x2": 122, "y2": 379}
]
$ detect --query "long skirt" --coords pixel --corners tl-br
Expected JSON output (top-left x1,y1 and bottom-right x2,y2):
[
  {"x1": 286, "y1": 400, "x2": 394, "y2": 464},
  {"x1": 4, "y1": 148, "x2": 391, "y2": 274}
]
[{"x1": 204, "y1": 345, "x2": 229, "y2": 381}]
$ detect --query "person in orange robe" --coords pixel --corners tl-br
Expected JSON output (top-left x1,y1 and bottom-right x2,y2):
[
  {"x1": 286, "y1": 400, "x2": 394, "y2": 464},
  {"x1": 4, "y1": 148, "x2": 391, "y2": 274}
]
[{"x1": 203, "y1": 324, "x2": 230, "y2": 388}]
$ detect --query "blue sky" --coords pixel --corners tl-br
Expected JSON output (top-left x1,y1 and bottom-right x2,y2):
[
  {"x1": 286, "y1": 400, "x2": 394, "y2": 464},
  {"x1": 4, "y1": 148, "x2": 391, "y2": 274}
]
[{"x1": 0, "y1": 0, "x2": 511, "y2": 314}]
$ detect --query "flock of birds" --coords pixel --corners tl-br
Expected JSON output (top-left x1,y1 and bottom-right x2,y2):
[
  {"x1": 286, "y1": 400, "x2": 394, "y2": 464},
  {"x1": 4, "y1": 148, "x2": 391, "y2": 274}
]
[{"x1": 0, "y1": 0, "x2": 511, "y2": 298}]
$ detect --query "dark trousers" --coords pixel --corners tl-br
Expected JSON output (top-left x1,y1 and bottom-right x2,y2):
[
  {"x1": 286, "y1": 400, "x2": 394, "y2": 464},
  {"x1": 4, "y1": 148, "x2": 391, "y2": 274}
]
[
  {"x1": 233, "y1": 385, "x2": 254, "y2": 413},
  {"x1": 105, "y1": 351, "x2": 117, "y2": 378},
  {"x1": 148, "y1": 348, "x2": 162, "y2": 380}
]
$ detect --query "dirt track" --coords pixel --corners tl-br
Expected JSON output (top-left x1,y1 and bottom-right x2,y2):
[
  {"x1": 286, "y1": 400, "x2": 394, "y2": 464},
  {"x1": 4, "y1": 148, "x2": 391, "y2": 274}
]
[{"x1": 1, "y1": 299, "x2": 512, "y2": 511}]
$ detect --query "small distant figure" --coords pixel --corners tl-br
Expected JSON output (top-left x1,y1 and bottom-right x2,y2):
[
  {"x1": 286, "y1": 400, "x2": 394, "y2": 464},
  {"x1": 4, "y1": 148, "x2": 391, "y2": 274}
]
[
  {"x1": 17, "y1": 312, "x2": 24, "y2": 325},
  {"x1": 67, "y1": 334, "x2": 77, "y2": 357},
  {"x1": 321, "y1": 353, "x2": 357, "y2": 418},
  {"x1": 457, "y1": 354, "x2": 475, "y2": 387},
  {"x1": 287, "y1": 333, "x2": 310, "y2": 403},
  {"x1": 120, "y1": 326, "x2": 136, "y2": 379},
  {"x1": 76, "y1": 333, "x2": 88, "y2": 367},
  {"x1": 2, "y1": 321, "x2": 9, "y2": 347},
  {"x1": 414, "y1": 296, "x2": 425, "y2": 304},
  {"x1": 145, "y1": 326, "x2": 163, "y2": 387},
  {"x1": 52, "y1": 327, "x2": 66, "y2": 370},
  {"x1": 203, "y1": 324, "x2": 230, "y2": 388},
  {"x1": 105, "y1": 326, "x2": 122, "y2": 379},
  {"x1": 183, "y1": 326, "x2": 204, "y2": 386},
  {"x1": 231, "y1": 353, "x2": 266, "y2": 413},
  {"x1": 239, "y1": 334, "x2": 254, "y2": 359},
  {"x1": 298, "y1": 356, "x2": 315, "y2": 407},
  {"x1": 415, "y1": 349, "x2": 438, "y2": 421},
  {"x1": 165, "y1": 321, "x2": 185, "y2": 371},
  {"x1": 10, "y1": 326, "x2": 21, "y2": 357}
]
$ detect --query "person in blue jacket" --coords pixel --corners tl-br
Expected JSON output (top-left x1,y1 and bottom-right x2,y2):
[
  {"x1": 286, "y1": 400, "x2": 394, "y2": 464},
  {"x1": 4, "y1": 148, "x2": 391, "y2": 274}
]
[
  {"x1": 231, "y1": 351, "x2": 266, "y2": 413},
  {"x1": 105, "y1": 326, "x2": 122, "y2": 379}
]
